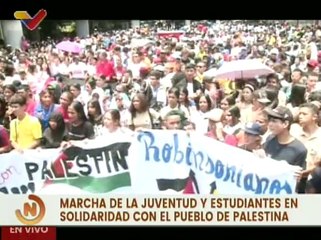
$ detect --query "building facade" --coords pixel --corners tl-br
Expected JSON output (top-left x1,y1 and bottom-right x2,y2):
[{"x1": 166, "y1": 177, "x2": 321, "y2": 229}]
[{"x1": 0, "y1": 20, "x2": 24, "y2": 49}]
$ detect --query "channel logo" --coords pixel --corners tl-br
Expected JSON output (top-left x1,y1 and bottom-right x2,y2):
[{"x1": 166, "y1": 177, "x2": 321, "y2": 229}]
[
  {"x1": 15, "y1": 194, "x2": 46, "y2": 225},
  {"x1": 14, "y1": 9, "x2": 47, "y2": 31}
]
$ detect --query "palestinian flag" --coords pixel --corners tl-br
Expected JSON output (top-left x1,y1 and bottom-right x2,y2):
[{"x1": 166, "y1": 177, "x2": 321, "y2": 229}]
[
  {"x1": 156, "y1": 170, "x2": 220, "y2": 194},
  {"x1": 156, "y1": 169, "x2": 200, "y2": 194},
  {"x1": 41, "y1": 142, "x2": 132, "y2": 194}
]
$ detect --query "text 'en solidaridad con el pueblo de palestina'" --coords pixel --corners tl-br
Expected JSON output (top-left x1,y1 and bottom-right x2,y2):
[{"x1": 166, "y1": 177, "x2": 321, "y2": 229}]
[{"x1": 59, "y1": 197, "x2": 299, "y2": 223}]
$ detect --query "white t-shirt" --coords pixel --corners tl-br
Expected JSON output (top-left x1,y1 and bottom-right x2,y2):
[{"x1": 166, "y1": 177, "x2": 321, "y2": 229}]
[
  {"x1": 190, "y1": 110, "x2": 209, "y2": 135},
  {"x1": 69, "y1": 62, "x2": 87, "y2": 79},
  {"x1": 86, "y1": 64, "x2": 97, "y2": 76},
  {"x1": 187, "y1": 82, "x2": 194, "y2": 95},
  {"x1": 98, "y1": 127, "x2": 134, "y2": 139}
]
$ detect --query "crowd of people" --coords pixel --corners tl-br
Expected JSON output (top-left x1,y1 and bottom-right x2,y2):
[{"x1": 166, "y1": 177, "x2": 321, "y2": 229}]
[{"x1": 0, "y1": 20, "x2": 321, "y2": 194}]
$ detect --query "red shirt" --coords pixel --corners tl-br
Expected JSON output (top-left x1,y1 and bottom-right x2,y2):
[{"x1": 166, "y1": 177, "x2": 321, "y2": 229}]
[
  {"x1": 114, "y1": 66, "x2": 126, "y2": 78},
  {"x1": 224, "y1": 134, "x2": 238, "y2": 147},
  {"x1": 57, "y1": 105, "x2": 69, "y2": 123},
  {"x1": 0, "y1": 126, "x2": 10, "y2": 148},
  {"x1": 25, "y1": 100, "x2": 36, "y2": 116},
  {"x1": 205, "y1": 131, "x2": 217, "y2": 140},
  {"x1": 96, "y1": 60, "x2": 115, "y2": 80}
]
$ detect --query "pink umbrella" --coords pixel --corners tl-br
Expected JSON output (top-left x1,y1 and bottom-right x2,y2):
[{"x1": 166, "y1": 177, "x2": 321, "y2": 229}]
[
  {"x1": 56, "y1": 40, "x2": 83, "y2": 54},
  {"x1": 213, "y1": 59, "x2": 274, "y2": 80}
]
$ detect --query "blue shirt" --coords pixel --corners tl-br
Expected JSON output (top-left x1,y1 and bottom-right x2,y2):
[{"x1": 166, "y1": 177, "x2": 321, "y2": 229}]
[{"x1": 34, "y1": 103, "x2": 59, "y2": 131}]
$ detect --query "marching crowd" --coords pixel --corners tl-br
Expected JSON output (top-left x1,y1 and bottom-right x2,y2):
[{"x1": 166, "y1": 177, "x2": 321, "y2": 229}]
[{"x1": 0, "y1": 20, "x2": 321, "y2": 194}]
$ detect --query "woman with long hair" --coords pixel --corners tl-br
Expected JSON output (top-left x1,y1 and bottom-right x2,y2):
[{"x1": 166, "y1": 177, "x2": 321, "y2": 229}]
[
  {"x1": 126, "y1": 93, "x2": 160, "y2": 131},
  {"x1": 57, "y1": 91, "x2": 74, "y2": 122},
  {"x1": 179, "y1": 87, "x2": 196, "y2": 114},
  {"x1": 87, "y1": 99, "x2": 103, "y2": 137},
  {"x1": 219, "y1": 93, "x2": 237, "y2": 127},
  {"x1": 100, "y1": 109, "x2": 133, "y2": 138},
  {"x1": 84, "y1": 77, "x2": 104, "y2": 113},
  {"x1": 223, "y1": 106, "x2": 244, "y2": 147},
  {"x1": 191, "y1": 94, "x2": 213, "y2": 134},
  {"x1": 237, "y1": 83, "x2": 255, "y2": 124},
  {"x1": 3, "y1": 84, "x2": 17, "y2": 104},
  {"x1": 220, "y1": 93, "x2": 237, "y2": 112},
  {"x1": 65, "y1": 101, "x2": 95, "y2": 142}
]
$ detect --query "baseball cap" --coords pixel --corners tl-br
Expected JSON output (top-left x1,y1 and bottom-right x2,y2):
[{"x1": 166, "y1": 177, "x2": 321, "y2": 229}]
[
  {"x1": 265, "y1": 106, "x2": 293, "y2": 122},
  {"x1": 243, "y1": 122, "x2": 262, "y2": 135}
]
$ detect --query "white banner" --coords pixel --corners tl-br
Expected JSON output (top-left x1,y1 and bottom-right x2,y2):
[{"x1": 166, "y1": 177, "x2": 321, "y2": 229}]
[
  {"x1": 0, "y1": 131, "x2": 299, "y2": 195},
  {"x1": 0, "y1": 149, "x2": 60, "y2": 194},
  {"x1": 128, "y1": 131, "x2": 299, "y2": 195}
]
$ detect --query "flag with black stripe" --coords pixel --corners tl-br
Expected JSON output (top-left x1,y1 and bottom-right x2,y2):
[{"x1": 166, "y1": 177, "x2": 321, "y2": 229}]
[{"x1": 156, "y1": 169, "x2": 199, "y2": 194}]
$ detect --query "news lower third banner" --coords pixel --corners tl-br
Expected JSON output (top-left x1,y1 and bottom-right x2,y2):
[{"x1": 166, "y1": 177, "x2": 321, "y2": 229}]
[{"x1": 0, "y1": 195, "x2": 320, "y2": 226}]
